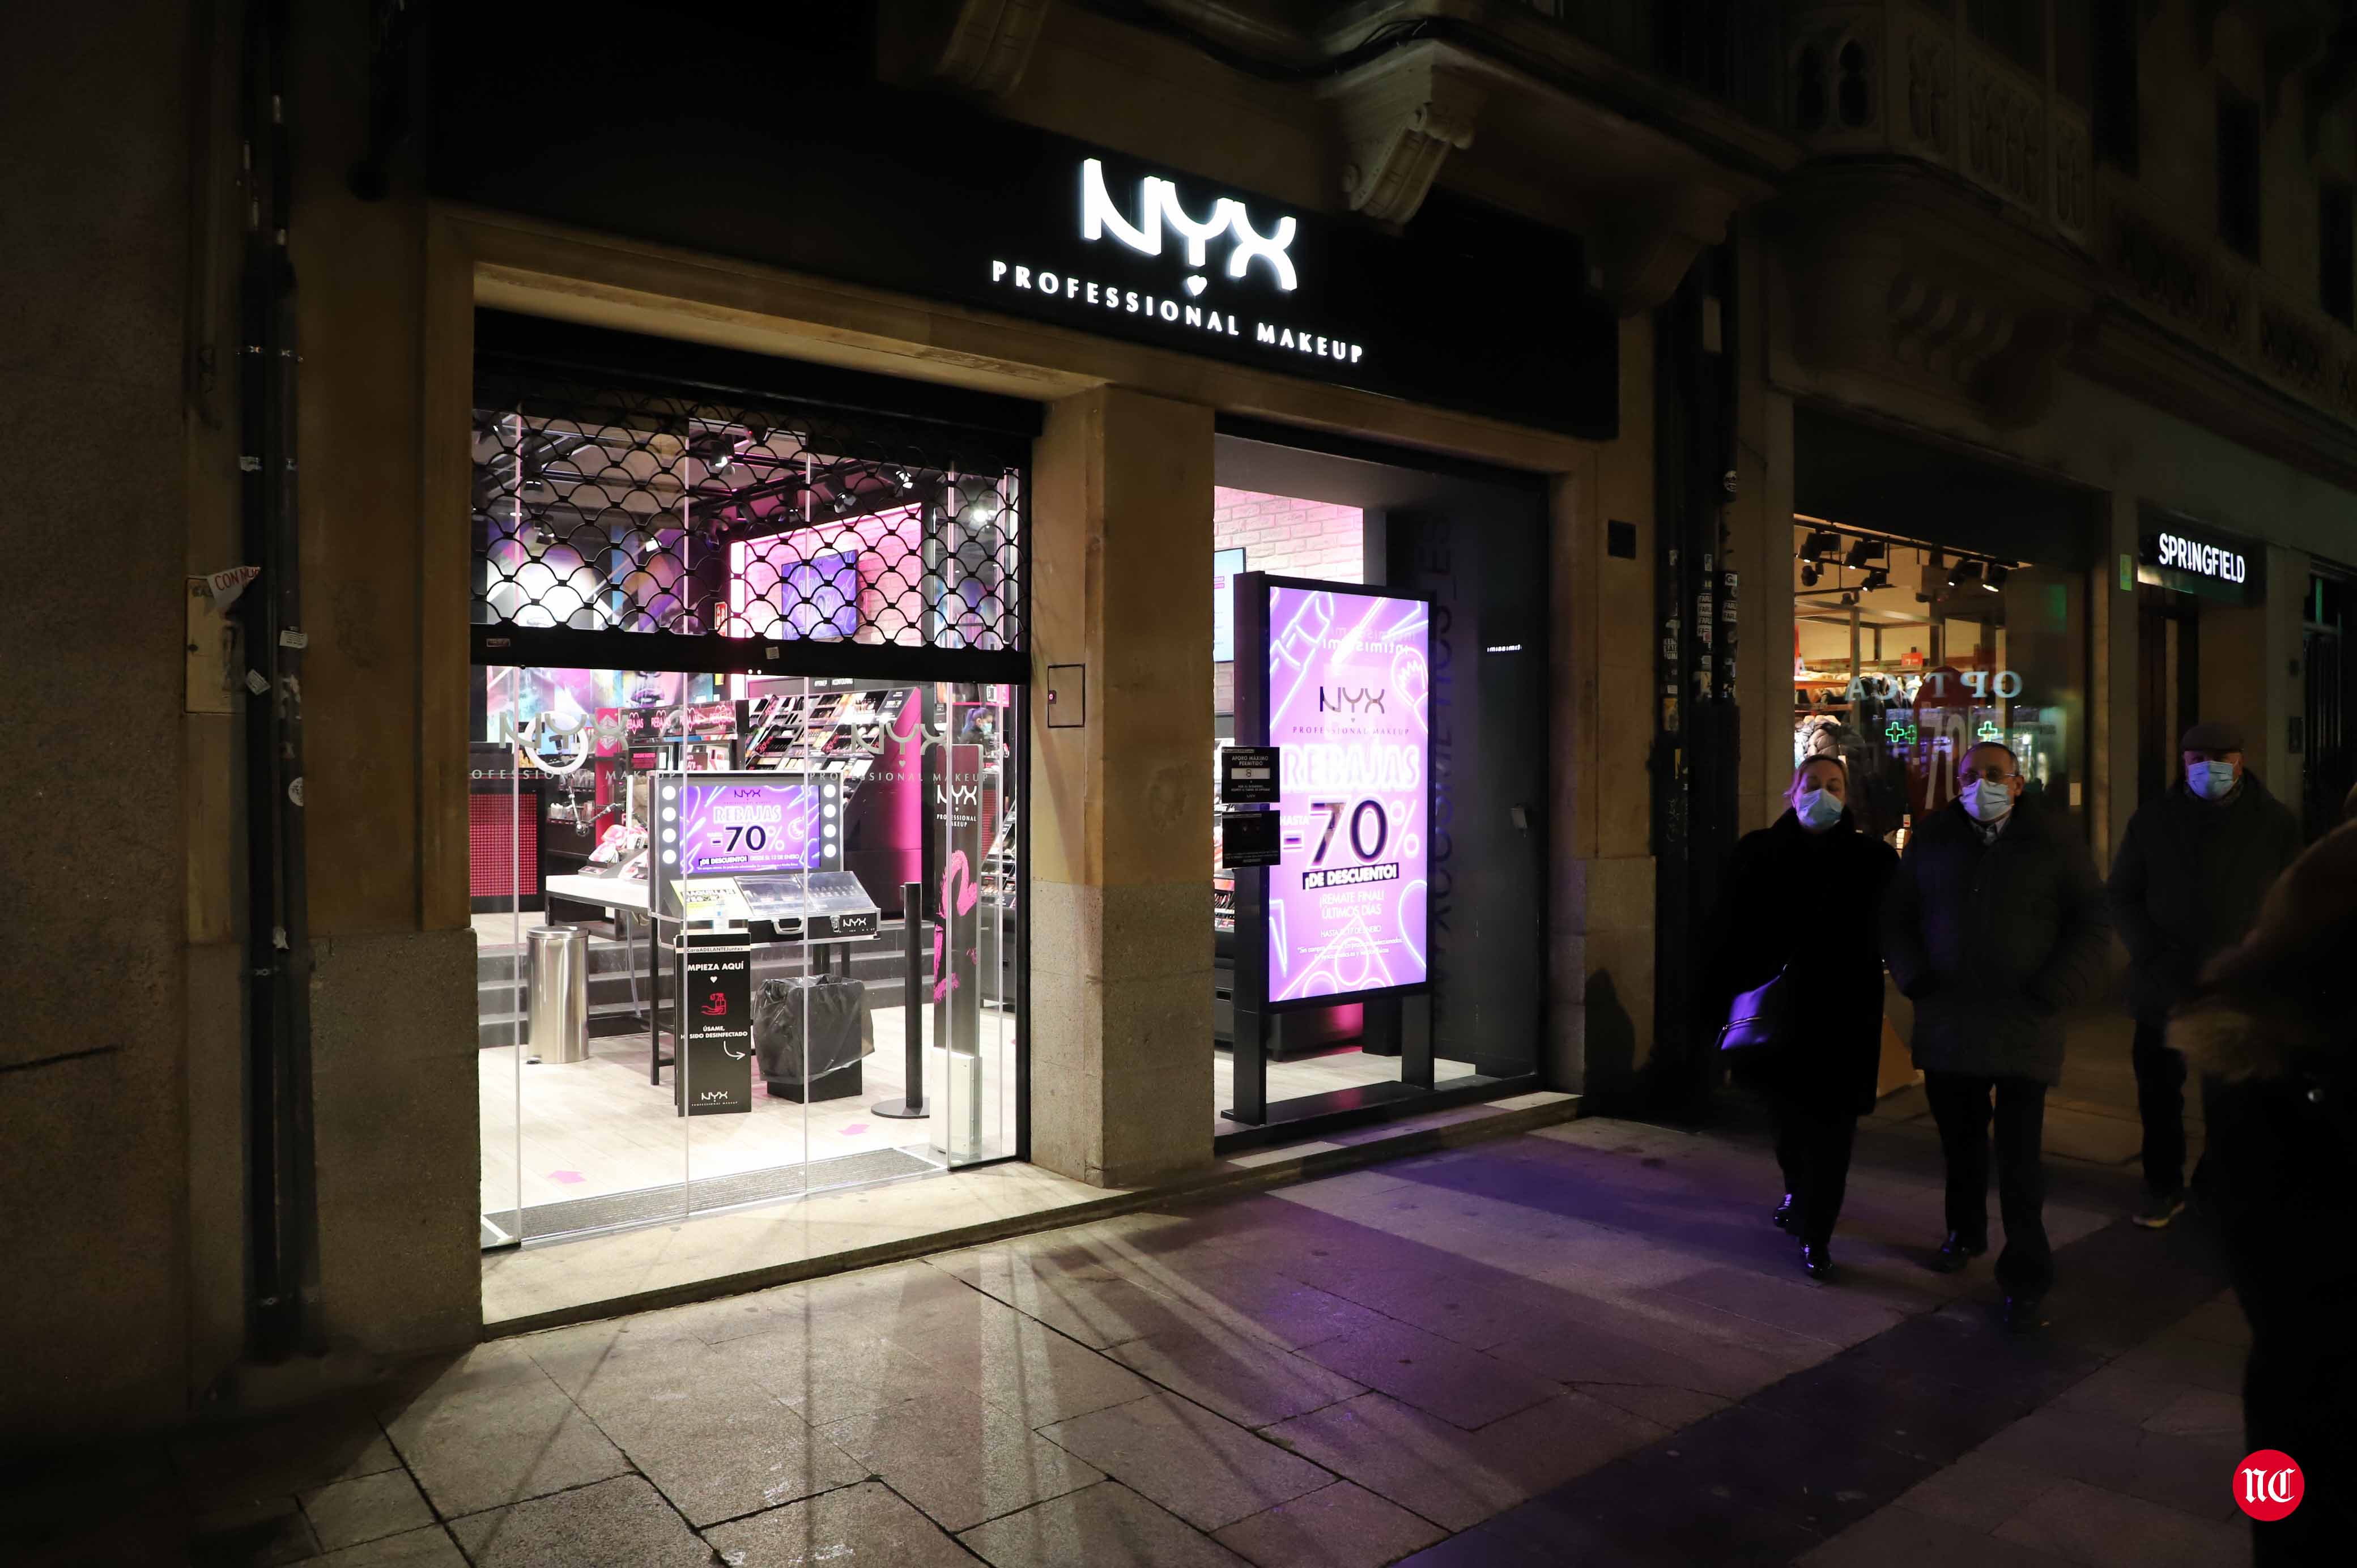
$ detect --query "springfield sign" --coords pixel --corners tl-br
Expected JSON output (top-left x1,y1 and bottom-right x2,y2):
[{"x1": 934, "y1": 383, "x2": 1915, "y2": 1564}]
[
  {"x1": 990, "y1": 160, "x2": 1365, "y2": 370},
  {"x1": 1261, "y1": 585, "x2": 1430, "y2": 1004},
  {"x1": 2142, "y1": 514, "x2": 2261, "y2": 603},
  {"x1": 2151, "y1": 531, "x2": 2245, "y2": 585}
]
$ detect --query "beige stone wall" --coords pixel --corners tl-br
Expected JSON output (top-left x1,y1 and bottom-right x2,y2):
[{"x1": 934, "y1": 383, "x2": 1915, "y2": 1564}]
[
  {"x1": 1030, "y1": 389, "x2": 1218, "y2": 1186},
  {"x1": 288, "y1": 3, "x2": 484, "y2": 1377},
  {"x1": 1548, "y1": 312, "x2": 1658, "y2": 1093},
  {"x1": 0, "y1": 1, "x2": 204, "y2": 1451}
]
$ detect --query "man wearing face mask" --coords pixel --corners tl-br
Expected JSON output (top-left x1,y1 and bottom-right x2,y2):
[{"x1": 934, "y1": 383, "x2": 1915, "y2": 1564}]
[
  {"x1": 2107, "y1": 721, "x2": 2303, "y2": 1229},
  {"x1": 1883, "y1": 742, "x2": 2110, "y2": 1332}
]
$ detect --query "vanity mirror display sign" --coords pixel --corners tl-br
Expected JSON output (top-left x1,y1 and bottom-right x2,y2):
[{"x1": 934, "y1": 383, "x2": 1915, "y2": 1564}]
[
  {"x1": 675, "y1": 930, "x2": 752, "y2": 1117},
  {"x1": 2139, "y1": 512, "x2": 2264, "y2": 604},
  {"x1": 652, "y1": 772, "x2": 836, "y2": 917},
  {"x1": 1239, "y1": 574, "x2": 1432, "y2": 1007}
]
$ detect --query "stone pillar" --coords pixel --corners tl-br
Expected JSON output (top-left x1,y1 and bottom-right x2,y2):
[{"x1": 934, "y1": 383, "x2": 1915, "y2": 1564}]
[
  {"x1": 2261, "y1": 545, "x2": 2307, "y2": 806},
  {"x1": 1550, "y1": 313, "x2": 1657, "y2": 1096},
  {"x1": 1028, "y1": 387, "x2": 1216, "y2": 1187}
]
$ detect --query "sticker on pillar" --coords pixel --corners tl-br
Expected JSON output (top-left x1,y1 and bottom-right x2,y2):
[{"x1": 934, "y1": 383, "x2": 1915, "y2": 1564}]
[{"x1": 1045, "y1": 663, "x2": 1085, "y2": 727}]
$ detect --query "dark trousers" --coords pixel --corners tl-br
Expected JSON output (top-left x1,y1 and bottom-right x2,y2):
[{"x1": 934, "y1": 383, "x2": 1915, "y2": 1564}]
[
  {"x1": 1772, "y1": 1095, "x2": 1859, "y2": 1247},
  {"x1": 1924, "y1": 1071, "x2": 2055, "y2": 1298},
  {"x1": 2131, "y1": 1018, "x2": 2188, "y2": 1199},
  {"x1": 2224, "y1": 1208, "x2": 2357, "y2": 1566}
]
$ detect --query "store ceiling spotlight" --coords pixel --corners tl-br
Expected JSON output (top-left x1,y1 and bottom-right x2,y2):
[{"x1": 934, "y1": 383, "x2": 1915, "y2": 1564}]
[
  {"x1": 1844, "y1": 537, "x2": 1884, "y2": 569},
  {"x1": 1947, "y1": 559, "x2": 1984, "y2": 591},
  {"x1": 1860, "y1": 566, "x2": 1891, "y2": 592},
  {"x1": 1799, "y1": 530, "x2": 1841, "y2": 564},
  {"x1": 1800, "y1": 562, "x2": 1821, "y2": 587},
  {"x1": 1984, "y1": 563, "x2": 2010, "y2": 590}
]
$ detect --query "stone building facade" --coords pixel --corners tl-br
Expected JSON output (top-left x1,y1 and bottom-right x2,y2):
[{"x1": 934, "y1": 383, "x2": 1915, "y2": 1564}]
[{"x1": 6, "y1": 0, "x2": 2352, "y2": 1452}]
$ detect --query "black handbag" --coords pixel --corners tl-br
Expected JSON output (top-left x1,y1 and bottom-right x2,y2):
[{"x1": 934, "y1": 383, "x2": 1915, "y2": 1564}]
[{"x1": 1716, "y1": 967, "x2": 1792, "y2": 1063}]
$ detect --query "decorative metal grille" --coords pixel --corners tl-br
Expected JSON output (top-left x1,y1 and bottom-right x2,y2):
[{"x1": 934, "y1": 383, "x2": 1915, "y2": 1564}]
[{"x1": 472, "y1": 367, "x2": 1023, "y2": 656}]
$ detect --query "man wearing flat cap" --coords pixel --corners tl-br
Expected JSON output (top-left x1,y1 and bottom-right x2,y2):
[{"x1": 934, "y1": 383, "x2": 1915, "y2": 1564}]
[{"x1": 2108, "y1": 720, "x2": 2303, "y2": 1228}]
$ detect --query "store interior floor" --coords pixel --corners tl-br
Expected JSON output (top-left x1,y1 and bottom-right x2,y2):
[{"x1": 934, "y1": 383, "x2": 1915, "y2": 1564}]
[
  {"x1": 476, "y1": 917, "x2": 1481, "y2": 1241},
  {"x1": 476, "y1": 916, "x2": 1015, "y2": 1246}
]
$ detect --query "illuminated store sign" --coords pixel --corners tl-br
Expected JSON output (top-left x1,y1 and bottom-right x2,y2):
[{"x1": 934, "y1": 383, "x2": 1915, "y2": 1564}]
[
  {"x1": 435, "y1": 74, "x2": 1618, "y2": 435},
  {"x1": 1261, "y1": 583, "x2": 1430, "y2": 1004},
  {"x1": 2139, "y1": 512, "x2": 2264, "y2": 604},
  {"x1": 990, "y1": 160, "x2": 1362, "y2": 367},
  {"x1": 2152, "y1": 531, "x2": 2245, "y2": 585}
]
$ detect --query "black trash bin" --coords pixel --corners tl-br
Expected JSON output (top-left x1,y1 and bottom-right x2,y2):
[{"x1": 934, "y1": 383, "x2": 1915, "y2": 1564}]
[{"x1": 752, "y1": 975, "x2": 874, "y2": 1101}]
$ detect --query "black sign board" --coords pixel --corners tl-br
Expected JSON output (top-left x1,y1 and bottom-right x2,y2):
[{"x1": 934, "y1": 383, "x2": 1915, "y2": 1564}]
[
  {"x1": 431, "y1": 15, "x2": 1617, "y2": 437},
  {"x1": 1222, "y1": 809, "x2": 1282, "y2": 868},
  {"x1": 675, "y1": 932, "x2": 752, "y2": 1117},
  {"x1": 1220, "y1": 746, "x2": 1280, "y2": 806},
  {"x1": 2139, "y1": 510, "x2": 2264, "y2": 604}
]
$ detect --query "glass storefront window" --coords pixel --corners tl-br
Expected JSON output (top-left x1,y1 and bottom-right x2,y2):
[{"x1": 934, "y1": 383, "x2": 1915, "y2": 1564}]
[
  {"x1": 1792, "y1": 522, "x2": 2087, "y2": 846},
  {"x1": 466, "y1": 334, "x2": 1029, "y2": 1254}
]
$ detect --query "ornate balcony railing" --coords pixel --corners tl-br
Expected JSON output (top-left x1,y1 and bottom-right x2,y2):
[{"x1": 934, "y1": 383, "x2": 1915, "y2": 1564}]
[
  {"x1": 1778, "y1": 1, "x2": 2093, "y2": 248},
  {"x1": 2104, "y1": 184, "x2": 2357, "y2": 428}
]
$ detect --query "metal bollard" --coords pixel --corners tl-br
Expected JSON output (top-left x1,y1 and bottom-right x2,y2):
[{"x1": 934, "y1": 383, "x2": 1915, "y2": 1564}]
[{"x1": 872, "y1": 882, "x2": 928, "y2": 1118}]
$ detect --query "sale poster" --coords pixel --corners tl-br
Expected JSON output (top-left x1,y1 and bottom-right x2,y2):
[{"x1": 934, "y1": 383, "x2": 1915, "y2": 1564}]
[
  {"x1": 661, "y1": 777, "x2": 828, "y2": 882},
  {"x1": 1262, "y1": 585, "x2": 1429, "y2": 1003}
]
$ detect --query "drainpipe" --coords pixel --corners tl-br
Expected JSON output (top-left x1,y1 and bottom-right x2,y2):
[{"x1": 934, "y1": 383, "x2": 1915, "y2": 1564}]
[
  {"x1": 237, "y1": 0, "x2": 321, "y2": 1362},
  {"x1": 1649, "y1": 239, "x2": 1742, "y2": 1118}
]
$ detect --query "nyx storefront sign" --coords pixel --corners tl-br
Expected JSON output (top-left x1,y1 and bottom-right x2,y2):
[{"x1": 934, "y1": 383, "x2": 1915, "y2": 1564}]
[
  {"x1": 429, "y1": 38, "x2": 1616, "y2": 437},
  {"x1": 2140, "y1": 509, "x2": 2265, "y2": 604}
]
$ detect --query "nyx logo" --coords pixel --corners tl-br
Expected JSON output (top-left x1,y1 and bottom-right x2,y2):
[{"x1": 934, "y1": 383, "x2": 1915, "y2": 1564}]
[
  {"x1": 1081, "y1": 159, "x2": 1298, "y2": 293},
  {"x1": 1320, "y1": 687, "x2": 1386, "y2": 715}
]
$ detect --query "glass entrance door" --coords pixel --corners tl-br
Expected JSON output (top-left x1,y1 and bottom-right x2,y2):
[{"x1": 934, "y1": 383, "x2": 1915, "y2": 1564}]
[{"x1": 474, "y1": 666, "x2": 1022, "y2": 1249}]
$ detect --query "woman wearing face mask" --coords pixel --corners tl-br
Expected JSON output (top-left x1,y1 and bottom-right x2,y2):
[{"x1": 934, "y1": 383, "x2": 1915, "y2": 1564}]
[{"x1": 1708, "y1": 756, "x2": 1898, "y2": 1281}]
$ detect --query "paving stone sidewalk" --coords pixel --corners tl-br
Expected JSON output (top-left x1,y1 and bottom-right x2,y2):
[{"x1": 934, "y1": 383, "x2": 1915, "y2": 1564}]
[{"x1": 6, "y1": 1106, "x2": 2253, "y2": 1567}]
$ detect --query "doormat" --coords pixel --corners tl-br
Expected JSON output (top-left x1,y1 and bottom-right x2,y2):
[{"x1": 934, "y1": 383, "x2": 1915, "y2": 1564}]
[{"x1": 514, "y1": 1147, "x2": 939, "y2": 1241}]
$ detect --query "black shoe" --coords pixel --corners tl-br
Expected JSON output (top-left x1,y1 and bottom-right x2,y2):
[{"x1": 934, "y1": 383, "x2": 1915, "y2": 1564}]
[
  {"x1": 2001, "y1": 1294, "x2": 2047, "y2": 1334},
  {"x1": 1799, "y1": 1243, "x2": 1835, "y2": 1281},
  {"x1": 1927, "y1": 1233, "x2": 1986, "y2": 1274},
  {"x1": 1773, "y1": 1194, "x2": 1795, "y2": 1232},
  {"x1": 2131, "y1": 1192, "x2": 2187, "y2": 1229}
]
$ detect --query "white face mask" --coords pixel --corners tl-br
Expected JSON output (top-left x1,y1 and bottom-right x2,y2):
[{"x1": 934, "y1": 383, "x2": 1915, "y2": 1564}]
[
  {"x1": 1794, "y1": 787, "x2": 1844, "y2": 829},
  {"x1": 1963, "y1": 778, "x2": 2016, "y2": 823},
  {"x1": 2187, "y1": 760, "x2": 2239, "y2": 800}
]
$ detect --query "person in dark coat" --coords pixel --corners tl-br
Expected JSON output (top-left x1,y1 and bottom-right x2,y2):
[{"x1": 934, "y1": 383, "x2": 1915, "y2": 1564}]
[
  {"x1": 2172, "y1": 824, "x2": 2357, "y2": 1566},
  {"x1": 1882, "y1": 741, "x2": 2110, "y2": 1332},
  {"x1": 1710, "y1": 755, "x2": 1898, "y2": 1281},
  {"x1": 2107, "y1": 719, "x2": 2302, "y2": 1228}
]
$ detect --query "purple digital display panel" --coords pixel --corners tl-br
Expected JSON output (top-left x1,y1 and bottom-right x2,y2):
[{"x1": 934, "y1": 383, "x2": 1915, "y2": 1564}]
[
  {"x1": 664, "y1": 777, "x2": 827, "y2": 880},
  {"x1": 1263, "y1": 585, "x2": 1429, "y2": 1003}
]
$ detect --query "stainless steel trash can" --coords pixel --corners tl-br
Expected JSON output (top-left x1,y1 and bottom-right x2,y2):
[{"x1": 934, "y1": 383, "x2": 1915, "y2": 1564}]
[{"x1": 526, "y1": 926, "x2": 589, "y2": 1063}]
